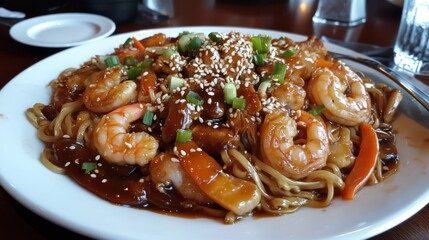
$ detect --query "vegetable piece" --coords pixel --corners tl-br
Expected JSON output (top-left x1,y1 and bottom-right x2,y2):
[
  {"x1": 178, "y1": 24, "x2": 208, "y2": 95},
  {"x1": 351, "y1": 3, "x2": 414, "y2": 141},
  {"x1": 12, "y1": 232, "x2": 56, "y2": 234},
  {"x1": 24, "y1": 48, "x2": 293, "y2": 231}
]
[
  {"x1": 232, "y1": 97, "x2": 246, "y2": 110},
  {"x1": 169, "y1": 76, "x2": 184, "y2": 92},
  {"x1": 186, "y1": 91, "x2": 204, "y2": 105},
  {"x1": 132, "y1": 37, "x2": 145, "y2": 51},
  {"x1": 208, "y1": 32, "x2": 221, "y2": 44},
  {"x1": 175, "y1": 141, "x2": 261, "y2": 215},
  {"x1": 253, "y1": 53, "x2": 266, "y2": 66},
  {"x1": 142, "y1": 109, "x2": 154, "y2": 126},
  {"x1": 223, "y1": 83, "x2": 237, "y2": 104},
  {"x1": 342, "y1": 123, "x2": 379, "y2": 200},
  {"x1": 123, "y1": 37, "x2": 133, "y2": 45},
  {"x1": 104, "y1": 55, "x2": 120, "y2": 68},
  {"x1": 81, "y1": 162, "x2": 97, "y2": 174},
  {"x1": 258, "y1": 81, "x2": 271, "y2": 94},
  {"x1": 315, "y1": 58, "x2": 334, "y2": 68},
  {"x1": 271, "y1": 62, "x2": 287, "y2": 84},
  {"x1": 177, "y1": 32, "x2": 204, "y2": 55},
  {"x1": 308, "y1": 105, "x2": 325, "y2": 116},
  {"x1": 146, "y1": 46, "x2": 178, "y2": 59},
  {"x1": 282, "y1": 47, "x2": 297, "y2": 58},
  {"x1": 123, "y1": 56, "x2": 138, "y2": 66},
  {"x1": 251, "y1": 35, "x2": 272, "y2": 54},
  {"x1": 175, "y1": 129, "x2": 192, "y2": 143},
  {"x1": 127, "y1": 58, "x2": 153, "y2": 80}
]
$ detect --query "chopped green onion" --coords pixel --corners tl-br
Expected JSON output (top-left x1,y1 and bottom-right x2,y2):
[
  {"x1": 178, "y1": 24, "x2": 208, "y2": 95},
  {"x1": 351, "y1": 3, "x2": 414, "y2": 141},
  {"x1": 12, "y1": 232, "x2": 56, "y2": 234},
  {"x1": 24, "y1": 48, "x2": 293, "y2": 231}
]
[
  {"x1": 232, "y1": 97, "x2": 246, "y2": 110},
  {"x1": 223, "y1": 83, "x2": 237, "y2": 104},
  {"x1": 271, "y1": 62, "x2": 287, "y2": 84},
  {"x1": 251, "y1": 35, "x2": 272, "y2": 54},
  {"x1": 177, "y1": 32, "x2": 204, "y2": 55},
  {"x1": 146, "y1": 46, "x2": 177, "y2": 59},
  {"x1": 176, "y1": 129, "x2": 192, "y2": 143},
  {"x1": 124, "y1": 37, "x2": 133, "y2": 45},
  {"x1": 282, "y1": 47, "x2": 297, "y2": 58},
  {"x1": 187, "y1": 37, "x2": 203, "y2": 53},
  {"x1": 178, "y1": 31, "x2": 190, "y2": 37},
  {"x1": 127, "y1": 58, "x2": 153, "y2": 80},
  {"x1": 143, "y1": 109, "x2": 154, "y2": 126},
  {"x1": 261, "y1": 76, "x2": 271, "y2": 82},
  {"x1": 253, "y1": 53, "x2": 267, "y2": 66},
  {"x1": 169, "y1": 76, "x2": 184, "y2": 92},
  {"x1": 208, "y1": 32, "x2": 221, "y2": 44},
  {"x1": 123, "y1": 56, "x2": 138, "y2": 66},
  {"x1": 104, "y1": 55, "x2": 120, "y2": 68},
  {"x1": 82, "y1": 162, "x2": 97, "y2": 175},
  {"x1": 186, "y1": 91, "x2": 204, "y2": 105},
  {"x1": 308, "y1": 105, "x2": 325, "y2": 116},
  {"x1": 258, "y1": 81, "x2": 271, "y2": 94},
  {"x1": 140, "y1": 58, "x2": 154, "y2": 69}
]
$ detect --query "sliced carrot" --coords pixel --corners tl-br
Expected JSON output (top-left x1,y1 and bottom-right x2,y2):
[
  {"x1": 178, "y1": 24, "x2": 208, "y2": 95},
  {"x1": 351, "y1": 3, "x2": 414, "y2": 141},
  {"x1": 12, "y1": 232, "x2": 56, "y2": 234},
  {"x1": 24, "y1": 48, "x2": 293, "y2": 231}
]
[
  {"x1": 132, "y1": 37, "x2": 145, "y2": 51},
  {"x1": 342, "y1": 122, "x2": 379, "y2": 200},
  {"x1": 315, "y1": 58, "x2": 335, "y2": 68},
  {"x1": 175, "y1": 141, "x2": 261, "y2": 215}
]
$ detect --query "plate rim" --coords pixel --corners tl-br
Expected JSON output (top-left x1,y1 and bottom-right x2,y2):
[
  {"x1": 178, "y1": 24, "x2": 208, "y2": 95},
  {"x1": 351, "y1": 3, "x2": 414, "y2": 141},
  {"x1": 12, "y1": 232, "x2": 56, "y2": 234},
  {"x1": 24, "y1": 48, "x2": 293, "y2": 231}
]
[
  {"x1": 1, "y1": 26, "x2": 428, "y2": 240},
  {"x1": 9, "y1": 12, "x2": 116, "y2": 48}
]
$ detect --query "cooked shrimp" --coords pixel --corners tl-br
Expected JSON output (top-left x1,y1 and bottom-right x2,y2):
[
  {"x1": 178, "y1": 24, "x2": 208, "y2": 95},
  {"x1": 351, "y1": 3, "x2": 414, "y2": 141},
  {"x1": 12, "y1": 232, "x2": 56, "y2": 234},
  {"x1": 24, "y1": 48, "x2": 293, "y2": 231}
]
[
  {"x1": 93, "y1": 103, "x2": 158, "y2": 166},
  {"x1": 307, "y1": 62, "x2": 371, "y2": 126},
  {"x1": 272, "y1": 82, "x2": 306, "y2": 110},
  {"x1": 149, "y1": 152, "x2": 214, "y2": 204},
  {"x1": 83, "y1": 67, "x2": 137, "y2": 113},
  {"x1": 260, "y1": 109, "x2": 329, "y2": 179}
]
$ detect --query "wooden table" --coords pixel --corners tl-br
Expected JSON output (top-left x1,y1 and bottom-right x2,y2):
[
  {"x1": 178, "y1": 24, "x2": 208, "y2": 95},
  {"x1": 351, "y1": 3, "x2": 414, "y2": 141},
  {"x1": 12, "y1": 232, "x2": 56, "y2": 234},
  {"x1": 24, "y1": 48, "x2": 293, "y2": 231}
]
[{"x1": 0, "y1": 0, "x2": 427, "y2": 239}]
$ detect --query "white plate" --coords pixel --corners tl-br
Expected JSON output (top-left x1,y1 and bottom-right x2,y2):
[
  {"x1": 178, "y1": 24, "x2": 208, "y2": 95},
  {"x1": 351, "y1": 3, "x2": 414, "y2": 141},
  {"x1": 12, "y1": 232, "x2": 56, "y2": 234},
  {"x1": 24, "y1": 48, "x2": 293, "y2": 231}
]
[
  {"x1": 0, "y1": 26, "x2": 428, "y2": 240},
  {"x1": 9, "y1": 13, "x2": 116, "y2": 48}
]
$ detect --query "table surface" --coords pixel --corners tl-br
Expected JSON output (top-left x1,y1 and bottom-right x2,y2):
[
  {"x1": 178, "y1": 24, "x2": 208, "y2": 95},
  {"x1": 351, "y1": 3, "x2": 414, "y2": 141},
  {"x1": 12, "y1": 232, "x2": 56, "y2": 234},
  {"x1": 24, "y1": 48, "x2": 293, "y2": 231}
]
[{"x1": 0, "y1": 0, "x2": 428, "y2": 239}]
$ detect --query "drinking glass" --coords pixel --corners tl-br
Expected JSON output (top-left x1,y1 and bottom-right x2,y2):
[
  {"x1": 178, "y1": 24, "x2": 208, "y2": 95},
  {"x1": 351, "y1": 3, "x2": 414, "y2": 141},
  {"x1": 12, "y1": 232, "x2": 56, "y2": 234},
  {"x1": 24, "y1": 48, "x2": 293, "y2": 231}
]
[
  {"x1": 312, "y1": 0, "x2": 366, "y2": 27},
  {"x1": 394, "y1": 0, "x2": 429, "y2": 76}
]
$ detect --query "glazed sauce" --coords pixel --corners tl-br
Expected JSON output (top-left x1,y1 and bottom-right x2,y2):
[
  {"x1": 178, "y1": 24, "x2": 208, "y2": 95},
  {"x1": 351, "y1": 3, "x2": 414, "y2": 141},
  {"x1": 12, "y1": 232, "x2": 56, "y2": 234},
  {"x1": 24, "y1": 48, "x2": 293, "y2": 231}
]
[{"x1": 50, "y1": 138, "x2": 225, "y2": 220}]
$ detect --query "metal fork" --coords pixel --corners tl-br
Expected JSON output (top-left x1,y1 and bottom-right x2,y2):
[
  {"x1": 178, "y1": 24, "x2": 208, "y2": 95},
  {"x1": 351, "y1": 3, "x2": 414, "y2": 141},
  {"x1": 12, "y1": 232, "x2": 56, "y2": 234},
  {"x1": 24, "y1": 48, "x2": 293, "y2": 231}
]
[{"x1": 327, "y1": 51, "x2": 429, "y2": 111}]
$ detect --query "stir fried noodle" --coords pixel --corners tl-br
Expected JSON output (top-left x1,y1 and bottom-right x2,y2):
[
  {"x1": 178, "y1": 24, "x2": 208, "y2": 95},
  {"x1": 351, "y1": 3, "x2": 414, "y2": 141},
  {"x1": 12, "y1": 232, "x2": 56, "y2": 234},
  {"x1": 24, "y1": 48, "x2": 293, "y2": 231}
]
[{"x1": 26, "y1": 32, "x2": 402, "y2": 223}]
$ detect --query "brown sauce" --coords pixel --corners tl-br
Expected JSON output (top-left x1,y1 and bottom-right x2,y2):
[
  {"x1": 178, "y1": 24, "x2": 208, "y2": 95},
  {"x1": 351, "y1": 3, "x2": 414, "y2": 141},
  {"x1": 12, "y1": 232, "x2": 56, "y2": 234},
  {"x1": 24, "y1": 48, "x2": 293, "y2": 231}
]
[{"x1": 50, "y1": 138, "x2": 226, "y2": 221}]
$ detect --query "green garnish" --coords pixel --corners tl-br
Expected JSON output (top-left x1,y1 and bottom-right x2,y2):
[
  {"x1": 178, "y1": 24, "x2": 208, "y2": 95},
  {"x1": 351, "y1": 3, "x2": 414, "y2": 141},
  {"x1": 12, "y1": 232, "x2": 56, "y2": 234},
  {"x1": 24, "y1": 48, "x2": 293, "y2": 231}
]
[
  {"x1": 82, "y1": 162, "x2": 97, "y2": 175},
  {"x1": 123, "y1": 56, "x2": 138, "y2": 66},
  {"x1": 104, "y1": 55, "x2": 120, "y2": 68},
  {"x1": 271, "y1": 62, "x2": 287, "y2": 84},
  {"x1": 251, "y1": 35, "x2": 272, "y2": 54},
  {"x1": 127, "y1": 58, "x2": 153, "y2": 80},
  {"x1": 123, "y1": 37, "x2": 133, "y2": 45},
  {"x1": 282, "y1": 47, "x2": 297, "y2": 58},
  {"x1": 169, "y1": 76, "x2": 184, "y2": 92},
  {"x1": 253, "y1": 53, "x2": 267, "y2": 66},
  {"x1": 142, "y1": 109, "x2": 154, "y2": 126},
  {"x1": 223, "y1": 83, "x2": 237, "y2": 104},
  {"x1": 176, "y1": 129, "x2": 193, "y2": 143},
  {"x1": 308, "y1": 105, "x2": 325, "y2": 116},
  {"x1": 232, "y1": 97, "x2": 246, "y2": 110},
  {"x1": 186, "y1": 91, "x2": 204, "y2": 105},
  {"x1": 208, "y1": 32, "x2": 222, "y2": 44}
]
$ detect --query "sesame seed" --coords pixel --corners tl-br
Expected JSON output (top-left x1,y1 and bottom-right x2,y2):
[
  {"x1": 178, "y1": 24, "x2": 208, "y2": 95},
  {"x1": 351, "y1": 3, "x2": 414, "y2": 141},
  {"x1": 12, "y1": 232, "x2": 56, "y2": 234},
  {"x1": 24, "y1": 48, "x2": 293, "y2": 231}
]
[
  {"x1": 180, "y1": 150, "x2": 187, "y2": 156},
  {"x1": 64, "y1": 162, "x2": 70, "y2": 167},
  {"x1": 90, "y1": 173, "x2": 97, "y2": 178},
  {"x1": 102, "y1": 179, "x2": 107, "y2": 183},
  {"x1": 69, "y1": 145, "x2": 76, "y2": 150}
]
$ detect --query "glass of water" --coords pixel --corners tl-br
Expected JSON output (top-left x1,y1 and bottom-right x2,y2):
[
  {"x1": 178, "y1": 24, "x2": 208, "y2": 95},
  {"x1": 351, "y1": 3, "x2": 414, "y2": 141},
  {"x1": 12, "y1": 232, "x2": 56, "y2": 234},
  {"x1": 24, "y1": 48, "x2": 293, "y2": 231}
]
[{"x1": 394, "y1": 0, "x2": 429, "y2": 76}]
